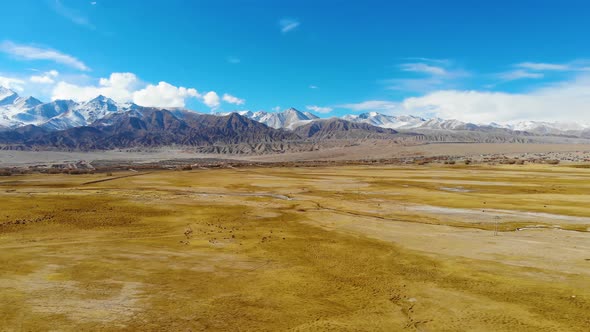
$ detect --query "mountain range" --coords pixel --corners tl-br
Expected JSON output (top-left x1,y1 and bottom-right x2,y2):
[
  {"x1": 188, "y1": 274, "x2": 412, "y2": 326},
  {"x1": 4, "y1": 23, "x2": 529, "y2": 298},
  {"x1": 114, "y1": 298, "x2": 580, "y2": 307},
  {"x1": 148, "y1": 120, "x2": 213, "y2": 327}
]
[
  {"x1": 227, "y1": 109, "x2": 319, "y2": 130},
  {"x1": 0, "y1": 87, "x2": 139, "y2": 131},
  {"x1": 1, "y1": 86, "x2": 589, "y2": 152}
]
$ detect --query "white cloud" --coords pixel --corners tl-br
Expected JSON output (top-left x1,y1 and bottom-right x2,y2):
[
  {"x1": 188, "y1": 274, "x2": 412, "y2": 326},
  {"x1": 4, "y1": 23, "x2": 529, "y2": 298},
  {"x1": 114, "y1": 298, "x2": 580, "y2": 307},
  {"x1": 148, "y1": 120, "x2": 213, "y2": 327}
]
[
  {"x1": 400, "y1": 63, "x2": 447, "y2": 76},
  {"x1": 50, "y1": 0, "x2": 94, "y2": 28},
  {"x1": 272, "y1": 106, "x2": 281, "y2": 112},
  {"x1": 222, "y1": 93, "x2": 245, "y2": 105},
  {"x1": 306, "y1": 105, "x2": 333, "y2": 114},
  {"x1": 279, "y1": 19, "x2": 300, "y2": 33},
  {"x1": 52, "y1": 72, "x2": 139, "y2": 102},
  {"x1": 133, "y1": 82, "x2": 199, "y2": 108},
  {"x1": 51, "y1": 82, "x2": 102, "y2": 101},
  {"x1": 339, "y1": 100, "x2": 400, "y2": 113},
  {"x1": 91, "y1": 2, "x2": 97, "y2": 5},
  {"x1": 30, "y1": 70, "x2": 59, "y2": 84},
  {"x1": 403, "y1": 57, "x2": 450, "y2": 65},
  {"x1": 30, "y1": 75, "x2": 54, "y2": 84},
  {"x1": 516, "y1": 62, "x2": 570, "y2": 71},
  {"x1": 51, "y1": 72, "x2": 202, "y2": 108},
  {"x1": 98, "y1": 72, "x2": 137, "y2": 91},
  {"x1": 498, "y1": 69, "x2": 544, "y2": 81},
  {"x1": 0, "y1": 76, "x2": 25, "y2": 92},
  {"x1": 392, "y1": 73, "x2": 590, "y2": 123},
  {"x1": 227, "y1": 56, "x2": 240, "y2": 64},
  {"x1": 385, "y1": 77, "x2": 448, "y2": 93},
  {"x1": 389, "y1": 60, "x2": 469, "y2": 92},
  {"x1": 0, "y1": 41, "x2": 90, "y2": 71},
  {"x1": 309, "y1": 85, "x2": 318, "y2": 89},
  {"x1": 4, "y1": 68, "x2": 234, "y2": 110},
  {"x1": 203, "y1": 91, "x2": 220, "y2": 109}
]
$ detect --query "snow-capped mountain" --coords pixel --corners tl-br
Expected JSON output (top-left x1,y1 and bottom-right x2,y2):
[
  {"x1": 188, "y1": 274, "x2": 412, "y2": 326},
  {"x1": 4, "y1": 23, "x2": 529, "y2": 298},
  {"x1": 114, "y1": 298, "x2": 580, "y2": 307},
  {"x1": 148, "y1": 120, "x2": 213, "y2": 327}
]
[
  {"x1": 341, "y1": 112, "x2": 487, "y2": 131},
  {"x1": 343, "y1": 112, "x2": 426, "y2": 129},
  {"x1": 228, "y1": 108, "x2": 319, "y2": 129},
  {"x1": 1, "y1": 88, "x2": 45, "y2": 128},
  {"x1": 43, "y1": 96, "x2": 139, "y2": 130},
  {"x1": 3, "y1": 86, "x2": 590, "y2": 139},
  {"x1": 0, "y1": 86, "x2": 19, "y2": 106},
  {"x1": 505, "y1": 121, "x2": 590, "y2": 135},
  {"x1": 0, "y1": 88, "x2": 138, "y2": 130},
  {"x1": 12, "y1": 100, "x2": 77, "y2": 127},
  {"x1": 415, "y1": 118, "x2": 482, "y2": 131}
]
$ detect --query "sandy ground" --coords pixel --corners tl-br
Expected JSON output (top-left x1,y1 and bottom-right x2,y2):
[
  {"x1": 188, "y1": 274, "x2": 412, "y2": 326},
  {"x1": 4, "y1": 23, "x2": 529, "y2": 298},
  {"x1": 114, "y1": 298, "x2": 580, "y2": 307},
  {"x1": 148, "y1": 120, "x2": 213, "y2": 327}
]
[
  {"x1": 0, "y1": 149, "x2": 227, "y2": 167},
  {"x1": 1, "y1": 164, "x2": 589, "y2": 331},
  {"x1": 247, "y1": 142, "x2": 590, "y2": 162},
  {"x1": 2, "y1": 142, "x2": 590, "y2": 166},
  {"x1": 304, "y1": 209, "x2": 590, "y2": 275}
]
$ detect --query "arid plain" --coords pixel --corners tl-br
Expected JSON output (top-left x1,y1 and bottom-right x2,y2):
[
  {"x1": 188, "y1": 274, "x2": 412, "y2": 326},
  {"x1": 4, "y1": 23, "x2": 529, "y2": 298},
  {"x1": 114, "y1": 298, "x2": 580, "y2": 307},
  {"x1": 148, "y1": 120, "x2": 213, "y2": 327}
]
[{"x1": 1, "y1": 164, "x2": 589, "y2": 331}]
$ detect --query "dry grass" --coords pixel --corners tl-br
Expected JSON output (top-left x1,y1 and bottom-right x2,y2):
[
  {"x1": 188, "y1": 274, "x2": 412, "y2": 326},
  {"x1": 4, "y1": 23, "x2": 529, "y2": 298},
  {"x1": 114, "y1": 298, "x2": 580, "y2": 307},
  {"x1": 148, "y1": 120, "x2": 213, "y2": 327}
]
[{"x1": 1, "y1": 164, "x2": 589, "y2": 331}]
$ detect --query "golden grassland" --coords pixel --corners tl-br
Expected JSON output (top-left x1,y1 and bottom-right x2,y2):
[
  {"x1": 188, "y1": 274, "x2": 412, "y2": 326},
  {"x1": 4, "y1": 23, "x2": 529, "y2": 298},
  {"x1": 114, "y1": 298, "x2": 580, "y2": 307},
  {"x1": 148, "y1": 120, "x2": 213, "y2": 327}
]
[{"x1": 1, "y1": 164, "x2": 589, "y2": 331}]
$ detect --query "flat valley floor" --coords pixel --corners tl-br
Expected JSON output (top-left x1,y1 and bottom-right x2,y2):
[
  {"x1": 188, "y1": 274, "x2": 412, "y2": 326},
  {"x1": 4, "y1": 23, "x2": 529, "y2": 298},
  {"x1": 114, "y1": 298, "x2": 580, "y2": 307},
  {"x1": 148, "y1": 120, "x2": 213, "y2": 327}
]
[{"x1": 1, "y1": 164, "x2": 589, "y2": 331}]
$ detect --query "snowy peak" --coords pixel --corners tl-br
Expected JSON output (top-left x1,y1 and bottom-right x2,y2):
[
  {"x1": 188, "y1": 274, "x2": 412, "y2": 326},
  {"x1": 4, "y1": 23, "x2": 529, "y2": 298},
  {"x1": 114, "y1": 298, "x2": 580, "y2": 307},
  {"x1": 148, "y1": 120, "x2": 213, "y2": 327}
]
[
  {"x1": 0, "y1": 86, "x2": 14, "y2": 95},
  {"x1": 71, "y1": 95, "x2": 138, "y2": 127},
  {"x1": 13, "y1": 96, "x2": 43, "y2": 109},
  {"x1": 303, "y1": 111, "x2": 319, "y2": 119},
  {"x1": 343, "y1": 112, "x2": 425, "y2": 129},
  {"x1": 283, "y1": 107, "x2": 313, "y2": 118},
  {"x1": 279, "y1": 107, "x2": 317, "y2": 127},
  {"x1": 86, "y1": 95, "x2": 117, "y2": 106},
  {"x1": 416, "y1": 118, "x2": 484, "y2": 131},
  {"x1": 507, "y1": 121, "x2": 590, "y2": 135},
  {"x1": 230, "y1": 107, "x2": 318, "y2": 129},
  {"x1": 0, "y1": 88, "x2": 53, "y2": 128},
  {"x1": 0, "y1": 88, "x2": 141, "y2": 130},
  {"x1": 82, "y1": 95, "x2": 119, "y2": 112},
  {"x1": 0, "y1": 86, "x2": 19, "y2": 106},
  {"x1": 92, "y1": 94, "x2": 112, "y2": 102},
  {"x1": 342, "y1": 111, "x2": 589, "y2": 133},
  {"x1": 2, "y1": 86, "x2": 590, "y2": 139},
  {"x1": 236, "y1": 110, "x2": 254, "y2": 118}
]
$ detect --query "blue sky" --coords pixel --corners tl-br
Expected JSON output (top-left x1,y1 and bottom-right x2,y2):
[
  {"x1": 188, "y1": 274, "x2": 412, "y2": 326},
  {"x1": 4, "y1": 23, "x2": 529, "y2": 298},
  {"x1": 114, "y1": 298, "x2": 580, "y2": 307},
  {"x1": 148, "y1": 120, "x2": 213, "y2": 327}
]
[{"x1": 1, "y1": 0, "x2": 590, "y2": 123}]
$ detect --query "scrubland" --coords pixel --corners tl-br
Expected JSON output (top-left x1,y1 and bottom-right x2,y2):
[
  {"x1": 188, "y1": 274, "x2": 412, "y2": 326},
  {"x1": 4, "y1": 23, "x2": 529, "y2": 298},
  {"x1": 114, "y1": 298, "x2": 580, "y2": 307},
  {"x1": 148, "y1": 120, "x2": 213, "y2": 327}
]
[{"x1": 1, "y1": 164, "x2": 589, "y2": 331}]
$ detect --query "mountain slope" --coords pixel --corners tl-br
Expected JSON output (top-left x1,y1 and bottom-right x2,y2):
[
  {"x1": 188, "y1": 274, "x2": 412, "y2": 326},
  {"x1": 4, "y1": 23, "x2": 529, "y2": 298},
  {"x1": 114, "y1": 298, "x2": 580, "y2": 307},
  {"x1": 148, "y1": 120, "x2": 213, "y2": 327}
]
[
  {"x1": 416, "y1": 118, "x2": 481, "y2": 130},
  {"x1": 5, "y1": 109, "x2": 300, "y2": 151},
  {"x1": 294, "y1": 118, "x2": 398, "y2": 139},
  {"x1": 0, "y1": 87, "x2": 19, "y2": 106},
  {"x1": 0, "y1": 124, "x2": 49, "y2": 144}
]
